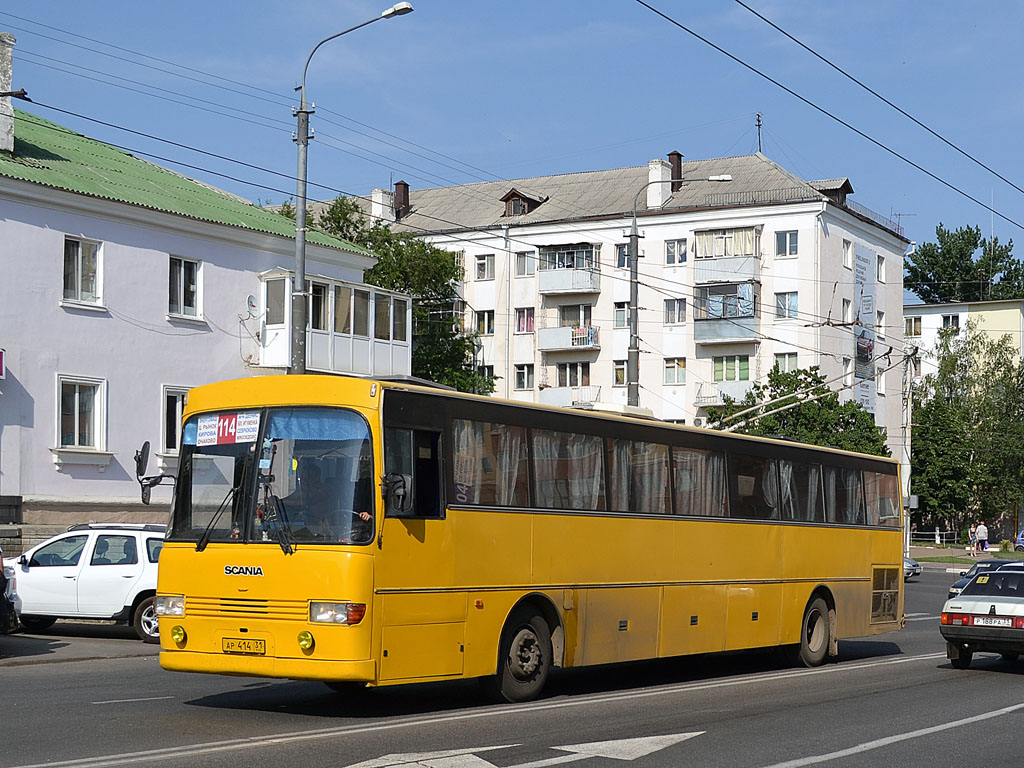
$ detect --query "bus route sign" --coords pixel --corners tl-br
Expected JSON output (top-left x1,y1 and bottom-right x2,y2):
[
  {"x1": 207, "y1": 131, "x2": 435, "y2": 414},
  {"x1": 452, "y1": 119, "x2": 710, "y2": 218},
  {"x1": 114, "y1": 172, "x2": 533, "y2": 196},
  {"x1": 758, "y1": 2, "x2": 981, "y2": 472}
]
[{"x1": 196, "y1": 411, "x2": 260, "y2": 446}]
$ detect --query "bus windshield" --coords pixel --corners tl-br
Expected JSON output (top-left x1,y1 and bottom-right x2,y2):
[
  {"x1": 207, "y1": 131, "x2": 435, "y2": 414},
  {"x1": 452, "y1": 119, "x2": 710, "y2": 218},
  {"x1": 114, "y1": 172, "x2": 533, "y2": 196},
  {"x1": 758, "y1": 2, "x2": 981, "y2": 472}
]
[{"x1": 169, "y1": 407, "x2": 375, "y2": 546}]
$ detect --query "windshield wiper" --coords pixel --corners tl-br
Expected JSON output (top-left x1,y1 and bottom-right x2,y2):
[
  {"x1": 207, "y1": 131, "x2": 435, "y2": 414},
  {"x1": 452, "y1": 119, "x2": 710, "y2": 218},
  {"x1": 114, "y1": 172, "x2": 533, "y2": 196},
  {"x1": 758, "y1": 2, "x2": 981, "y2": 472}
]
[
  {"x1": 266, "y1": 494, "x2": 296, "y2": 555},
  {"x1": 196, "y1": 486, "x2": 236, "y2": 552}
]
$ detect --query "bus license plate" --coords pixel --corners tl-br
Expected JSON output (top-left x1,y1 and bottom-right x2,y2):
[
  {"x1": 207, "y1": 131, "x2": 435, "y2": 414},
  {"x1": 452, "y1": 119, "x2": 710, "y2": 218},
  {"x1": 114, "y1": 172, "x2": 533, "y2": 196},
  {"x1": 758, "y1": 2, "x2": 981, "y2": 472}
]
[
  {"x1": 222, "y1": 637, "x2": 266, "y2": 655},
  {"x1": 974, "y1": 617, "x2": 1011, "y2": 627}
]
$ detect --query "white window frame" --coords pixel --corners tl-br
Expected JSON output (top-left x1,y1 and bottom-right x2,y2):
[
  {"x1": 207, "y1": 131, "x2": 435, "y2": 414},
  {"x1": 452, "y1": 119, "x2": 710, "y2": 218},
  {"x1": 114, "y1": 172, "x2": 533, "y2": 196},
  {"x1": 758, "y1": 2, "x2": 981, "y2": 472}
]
[
  {"x1": 775, "y1": 230, "x2": 798, "y2": 258},
  {"x1": 62, "y1": 235, "x2": 103, "y2": 307},
  {"x1": 476, "y1": 309, "x2": 495, "y2": 336},
  {"x1": 713, "y1": 355, "x2": 749, "y2": 382},
  {"x1": 514, "y1": 364, "x2": 534, "y2": 390},
  {"x1": 515, "y1": 251, "x2": 535, "y2": 277},
  {"x1": 664, "y1": 298, "x2": 686, "y2": 325},
  {"x1": 775, "y1": 291, "x2": 798, "y2": 320},
  {"x1": 614, "y1": 301, "x2": 628, "y2": 328},
  {"x1": 664, "y1": 357, "x2": 686, "y2": 385},
  {"x1": 613, "y1": 360, "x2": 627, "y2": 387},
  {"x1": 774, "y1": 352, "x2": 798, "y2": 372},
  {"x1": 843, "y1": 357, "x2": 853, "y2": 386},
  {"x1": 53, "y1": 374, "x2": 111, "y2": 470},
  {"x1": 842, "y1": 298, "x2": 853, "y2": 324},
  {"x1": 942, "y1": 314, "x2": 960, "y2": 333},
  {"x1": 476, "y1": 253, "x2": 495, "y2": 281},
  {"x1": 514, "y1": 307, "x2": 535, "y2": 334},
  {"x1": 160, "y1": 385, "x2": 189, "y2": 463},
  {"x1": 477, "y1": 364, "x2": 494, "y2": 379},
  {"x1": 615, "y1": 244, "x2": 629, "y2": 269},
  {"x1": 876, "y1": 310, "x2": 886, "y2": 339},
  {"x1": 843, "y1": 239, "x2": 853, "y2": 269},
  {"x1": 666, "y1": 238, "x2": 687, "y2": 265},
  {"x1": 168, "y1": 255, "x2": 201, "y2": 319},
  {"x1": 876, "y1": 254, "x2": 885, "y2": 282},
  {"x1": 265, "y1": 277, "x2": 288, "y2": 326},
  {"x1": 905, "y1": 316, "x2": 921, "y2": 337}
]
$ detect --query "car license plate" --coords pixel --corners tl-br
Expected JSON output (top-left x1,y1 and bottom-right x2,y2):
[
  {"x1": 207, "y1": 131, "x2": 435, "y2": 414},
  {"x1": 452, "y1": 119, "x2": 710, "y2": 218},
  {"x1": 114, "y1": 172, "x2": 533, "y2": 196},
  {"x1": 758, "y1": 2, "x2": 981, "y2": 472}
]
[
  {"x1": 222, "y1": 637, "x2": 266, "y2": 655},
  {"x1": 974, "y1": 617, "x2": 1012, "y2": 627}
]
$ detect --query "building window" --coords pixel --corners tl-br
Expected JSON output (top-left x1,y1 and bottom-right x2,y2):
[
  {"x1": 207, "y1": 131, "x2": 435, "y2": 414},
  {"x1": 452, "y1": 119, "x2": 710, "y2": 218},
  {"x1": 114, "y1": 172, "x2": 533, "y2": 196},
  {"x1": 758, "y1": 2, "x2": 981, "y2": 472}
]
[
  {"x1": 775, "y1": 231, "x2": 798, "y2": 257},
  {"x1": 538, "y1": 245, "x2": 595, "y2": 271},
  {"x1": 876, "y1": 254, "x2": 885, "y2": 282},
  {"x1": 613, "y1": 302, "x2": 628, "y2": 328},
  {"x1": 713, "y1": 355, "x2": 749, "y2": 382},
  {"x1": 168, "y1": 256, "x2": 199, "y2": 317},
  {"x1": 58, "y1": 376, "x2": 104, "y2": 449},
  {"x1": 774, "y1": 352, "x2": 798, "y2": 372},
  {"x1": 506, "y1": 197, "x2": 526, "y2": 216},
  {"x1": 393, "y1": 299, "x2": 408, "y2": 342},
  {"x1": 942, "y1": 314, "x2": 959, "y2": 333},
  {"x1": 843, "y1": 357, "x2": 853, "y2": 386},
  {"x1": 775, "y1": 291, "x2": 798, "y2": 319},
  {"x1": 559, "y1": 304, "x2": 592, "y2": 327},
  {"x1": 515, "y1": 251, "x2": 535, "y2": 276},
  {"x1": 666, "y1": 239, "x2": 687, "y2": 264},
  {"x1": 353, "y1": 290, "x2": 369, "y2": 336},
  {"x1": 333, "y1": 285, "x2": 351, "y2": 333},
  {"x1": 664, "y1": 298, "x2": 686, "y2": 325},
  {"x1": 476, "y1": 310, "x2": 495, "y2": 336},
  {"x1": 842, "y1": 298, "x2": 853, "y2": 324},
  {"x1": 478, "y1": 365, "x2": 494, "y2": 379},
  {"x1": 694, "y1": 227, "x2": 759, "y2": 259},
  {"x1": 63, "y1": 236, "x2": 100, "y2": 304},
  {"x1": 557, "y1": 361, "x2": 590, "y2": 387},
  {"x1": 613, "y1": 360, "x2": 627, "y2": 387},
  {"x1": 905, "y1": 316, "x2": 921, "y2": 337},
  {"x1": 514, "y1": 364, "x2": 534, "y2": 390},
  {"x1": 664, "y1": 357, "x2": 686, "y2": 385},
  {"x1": 515, "y1": 307, "x2": 535, "y2": 333},
  {"x1": 306, "y1": 281, "x2": 329, "y2": 331},
  {"x1": 843, "y1": 239, "x2": 853, "y2": 269},
  {"x1": 695, "y1": 283, "x2": 755, "y2": 319},
  {"x1": 266, "y1": 278, "x2": 286, "y2": 325},
  {"x1": 374, "y1": 294, "x2": 391, "y2": 340},
  {"x1": 162, "y1": 386, "x2": 188, "y2": 453},
  {"x1": 615, "y1": 244, "x2": 629, "y2": 269},
  {"x1": 876, "y1": 310, "x2": 885, "y2": 338},
  {"x1": 876, "y1": 368, "x2": 885, "y2": 392},
  {"x1": 476, "y1": 253, "x2": 495, "y2": 281}
]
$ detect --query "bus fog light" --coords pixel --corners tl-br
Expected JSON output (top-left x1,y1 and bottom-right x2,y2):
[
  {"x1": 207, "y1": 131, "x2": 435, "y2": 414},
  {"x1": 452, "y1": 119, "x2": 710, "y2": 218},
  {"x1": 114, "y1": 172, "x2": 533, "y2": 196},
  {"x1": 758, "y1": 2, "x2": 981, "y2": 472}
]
[
  {"x1": 170, "y1": 625, "x2": 186, "y2": 644},
  {"x1": 310, "y1": 602, "x2": 365, "y2": 625},
  {"x1": 156, "y1": 596, "x2": 185, "y2": 616},
  {"x1": 297, "y1": 631, "x2": 315, "y2": 650}
]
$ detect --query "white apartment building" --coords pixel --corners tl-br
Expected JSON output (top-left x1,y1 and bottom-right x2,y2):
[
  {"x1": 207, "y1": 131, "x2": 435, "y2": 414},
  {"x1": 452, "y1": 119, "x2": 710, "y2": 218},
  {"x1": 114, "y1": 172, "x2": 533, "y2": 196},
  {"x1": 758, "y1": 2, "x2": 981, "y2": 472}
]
[{"x1": 364, "y1": 151, "x2": 908, "y2": 458}]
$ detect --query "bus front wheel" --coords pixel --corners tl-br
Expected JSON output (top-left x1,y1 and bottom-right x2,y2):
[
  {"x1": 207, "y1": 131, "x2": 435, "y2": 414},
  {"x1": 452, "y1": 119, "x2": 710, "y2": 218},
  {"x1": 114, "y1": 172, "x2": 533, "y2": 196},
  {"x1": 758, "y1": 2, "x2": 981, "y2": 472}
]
[
  {"x1": 491, "y1": 609, "x2": 552, "y2": 703},
  {"x1": 794, "y1": 597, "x2": 830, "y2": 667}
]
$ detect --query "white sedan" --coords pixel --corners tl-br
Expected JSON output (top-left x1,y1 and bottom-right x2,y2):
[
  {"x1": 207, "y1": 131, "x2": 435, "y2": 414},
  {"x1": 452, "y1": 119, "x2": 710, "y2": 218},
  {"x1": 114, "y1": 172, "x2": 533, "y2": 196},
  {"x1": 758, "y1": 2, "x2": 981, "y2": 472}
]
[{"x1": 940, "y1": 567, "x2": 1024, "y2": 669}]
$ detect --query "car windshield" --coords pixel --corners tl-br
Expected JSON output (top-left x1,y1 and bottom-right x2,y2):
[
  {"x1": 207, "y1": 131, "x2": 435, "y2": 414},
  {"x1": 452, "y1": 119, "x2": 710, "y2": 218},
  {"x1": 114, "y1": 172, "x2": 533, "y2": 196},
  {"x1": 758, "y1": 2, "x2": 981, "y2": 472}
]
[
  {"x1": 961, "y1": 570, "x2": 1024, "y2": 598},
  {"x1": 169, "y1": 407, "x2": 374, "y2": 546}
]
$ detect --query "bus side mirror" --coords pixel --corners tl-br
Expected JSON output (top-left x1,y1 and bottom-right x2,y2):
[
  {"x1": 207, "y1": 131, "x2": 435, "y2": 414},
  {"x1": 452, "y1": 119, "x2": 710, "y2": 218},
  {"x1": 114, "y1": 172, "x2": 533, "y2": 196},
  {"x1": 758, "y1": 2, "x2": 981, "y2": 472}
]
[
  {"x1": 134, "y1": 440, "x2": 173, "y2": 505},
  {"x1": 383, "y1": 473, "x2": 414, "y2": 516},
  {"x1": 134, "y1": 441, "x2": 151, "y2": 479}
]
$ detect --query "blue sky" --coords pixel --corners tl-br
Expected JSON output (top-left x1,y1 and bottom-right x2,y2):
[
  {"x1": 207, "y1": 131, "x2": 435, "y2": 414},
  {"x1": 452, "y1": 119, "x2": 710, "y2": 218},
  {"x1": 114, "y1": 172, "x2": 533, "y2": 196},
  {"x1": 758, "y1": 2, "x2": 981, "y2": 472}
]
[{"x1": 5, "y1": 1, "x2": 1023, "y2": 264}]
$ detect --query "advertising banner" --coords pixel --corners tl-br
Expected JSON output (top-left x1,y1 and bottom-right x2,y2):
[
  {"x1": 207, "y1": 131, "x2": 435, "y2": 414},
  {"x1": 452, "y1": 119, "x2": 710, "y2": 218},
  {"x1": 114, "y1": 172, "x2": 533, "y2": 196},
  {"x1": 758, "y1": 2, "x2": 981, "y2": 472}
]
[{"x1": 853, "y1": 245, "x2": 877, "y2": 414}]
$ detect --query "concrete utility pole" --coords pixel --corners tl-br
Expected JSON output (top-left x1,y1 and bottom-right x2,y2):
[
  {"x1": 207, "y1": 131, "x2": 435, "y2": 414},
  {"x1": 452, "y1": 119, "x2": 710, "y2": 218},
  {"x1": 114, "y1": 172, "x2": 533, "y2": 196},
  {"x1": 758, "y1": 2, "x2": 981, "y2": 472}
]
[
  {"x1": 627, "y1": 175, "x2": 731, "y2": 407},
  {"x1": 290, "y1": 3, "x2": 414, "y2": 374}
]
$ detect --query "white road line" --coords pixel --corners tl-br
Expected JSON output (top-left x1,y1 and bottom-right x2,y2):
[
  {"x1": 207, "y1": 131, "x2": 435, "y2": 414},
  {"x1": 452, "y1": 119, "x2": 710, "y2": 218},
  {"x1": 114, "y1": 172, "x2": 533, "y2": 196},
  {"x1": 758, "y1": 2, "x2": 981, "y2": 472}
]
[
  {"x1": 92, "y1": 696, "x2": 175, "y2": 705},
  {"x1": 758, "y1": 702, "x2": 1024, "y2": 768},
  {"x1": 8, "y1": 652, "x2": 947, "y2": 768}
]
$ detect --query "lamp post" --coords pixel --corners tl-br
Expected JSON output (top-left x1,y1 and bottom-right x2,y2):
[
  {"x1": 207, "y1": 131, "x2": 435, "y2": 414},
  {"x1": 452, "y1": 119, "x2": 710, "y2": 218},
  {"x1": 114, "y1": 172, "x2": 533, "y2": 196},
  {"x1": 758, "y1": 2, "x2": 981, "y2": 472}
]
[
  {"x1": 626, "y1": 175, "x2": 732, "y2": 406},
  {"x1": 290, "y1": 2, "x2": 414, "y2": 374}
]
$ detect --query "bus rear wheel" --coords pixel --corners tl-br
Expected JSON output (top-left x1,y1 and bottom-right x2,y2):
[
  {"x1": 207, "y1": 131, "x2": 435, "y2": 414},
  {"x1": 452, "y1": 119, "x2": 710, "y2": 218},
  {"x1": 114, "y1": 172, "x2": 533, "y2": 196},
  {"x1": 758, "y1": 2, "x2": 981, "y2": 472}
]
[
  {"x1": 490, "y1": 609, "x2": 552, "y2": 703},
  {"x1": 793, "y1": 597, "x2": 830, "y2": 667}
]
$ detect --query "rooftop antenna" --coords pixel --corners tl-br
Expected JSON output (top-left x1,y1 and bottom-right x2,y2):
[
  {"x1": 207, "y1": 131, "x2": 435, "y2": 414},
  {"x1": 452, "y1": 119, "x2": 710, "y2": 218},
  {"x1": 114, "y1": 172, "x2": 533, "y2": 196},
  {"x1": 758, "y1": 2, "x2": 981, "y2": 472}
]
[{"x1": 756, "y1": 112, "x2": 763, "y2": 152}]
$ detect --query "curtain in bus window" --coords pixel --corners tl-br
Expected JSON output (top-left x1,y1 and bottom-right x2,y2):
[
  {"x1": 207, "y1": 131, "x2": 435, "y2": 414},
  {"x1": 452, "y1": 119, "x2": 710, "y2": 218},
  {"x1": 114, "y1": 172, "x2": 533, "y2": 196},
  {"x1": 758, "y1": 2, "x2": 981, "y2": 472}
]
[
  {"x1": 791, "y1": 462, "x2": 825, "y2": 522},
  {"x1": 876, "y1": 471, "x2": 901, "y2": 527},
  {"x1": 731, "y1": 452, "x2": 780, "y2": 520},
  {"x1": 451, "y1": 419, "x2": 529, "y2": 507},
  {"x1": 607, "y1": 438, "x2": 631, "y2": 512},
  {"x1": 496, "y1": 425, "x2": 529, "y2": 506},
  {"x1": 863, "y1": 470, "x2": 880, "y2": 526},
  {"x1": 633, "y1": 441, "x2": 670, "y2": 515},
  {"x1": 777, "y1": 460, "x2": 797, "y2": 520},
  {"x1": 452, "y1": 419, "x2": 484, "y2": 504},
  {"x1": 672, "y1": 446, "x2": 727, "y2": 517},
  {"x1": 831, "y1": 467, "x2": 864, "y2": 524},
  {"x1": 533, "y1": 430, "x2": 605, "y2": 510},
  {"x1": 568, "y1": 433, "x2": 605, "y2": 510},
  {"x1": 823, "y1": 466, "x2": 838, "y2": 523}
]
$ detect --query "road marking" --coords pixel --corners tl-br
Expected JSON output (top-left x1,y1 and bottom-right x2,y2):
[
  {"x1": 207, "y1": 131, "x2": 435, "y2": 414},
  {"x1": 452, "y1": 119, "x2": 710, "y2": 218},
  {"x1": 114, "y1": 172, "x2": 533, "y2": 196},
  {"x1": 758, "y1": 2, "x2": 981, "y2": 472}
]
[
  {"x1": 91, "y1": 696, "x2": 175, "y2": 705},
  {"x1": 7, "y1": 652, "x2": 946, "y2": 768},
  {"x1": 758, "y1": 702, "x2": 1024, "y2": 768}
]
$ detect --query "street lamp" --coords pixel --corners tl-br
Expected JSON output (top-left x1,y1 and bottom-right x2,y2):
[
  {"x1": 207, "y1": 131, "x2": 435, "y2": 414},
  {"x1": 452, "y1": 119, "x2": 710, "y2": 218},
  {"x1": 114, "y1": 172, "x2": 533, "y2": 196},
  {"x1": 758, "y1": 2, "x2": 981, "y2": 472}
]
[
  {"x1": 626, "y1": 175, "x2": 732, "y2": 406},
  {"x1": 290, "y1": 2, "x2": 414, "y2": 374}
]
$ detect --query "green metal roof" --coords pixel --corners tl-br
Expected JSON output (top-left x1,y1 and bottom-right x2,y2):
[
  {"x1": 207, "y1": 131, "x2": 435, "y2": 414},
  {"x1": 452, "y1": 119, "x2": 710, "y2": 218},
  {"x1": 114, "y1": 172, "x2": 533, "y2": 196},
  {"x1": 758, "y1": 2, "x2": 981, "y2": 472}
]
[{"x1": 0, "y1": 109, "x2": 370, "y2": 255}]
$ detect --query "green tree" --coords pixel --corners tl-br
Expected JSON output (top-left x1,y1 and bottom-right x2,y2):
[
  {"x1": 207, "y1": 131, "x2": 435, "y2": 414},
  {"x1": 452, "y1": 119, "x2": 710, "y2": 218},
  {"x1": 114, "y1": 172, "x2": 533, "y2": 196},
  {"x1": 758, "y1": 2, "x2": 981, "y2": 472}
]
[
  {"x1": 705, "y1": 366, "x2": 889, "y2": 456},
  {"x1": 905, "y1": 223, "x2": 1022, "y2": 303}
]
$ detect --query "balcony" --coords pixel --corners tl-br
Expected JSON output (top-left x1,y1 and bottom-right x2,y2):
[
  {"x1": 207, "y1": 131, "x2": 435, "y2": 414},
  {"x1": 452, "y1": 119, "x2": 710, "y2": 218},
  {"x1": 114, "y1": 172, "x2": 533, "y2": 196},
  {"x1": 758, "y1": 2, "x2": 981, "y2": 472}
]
[
  {"x1": 693, "y1": 380, "x2": 755, "y2": 407},
  {"x1": 694, "y1": 254, "x2": 760, "y2": 284},
  {"x1": 538, "y1": 385, "x2": 602, "y2": 408},
  {"x1": 694, "y1": 315, "x2": 759, "y2": 344},
  {"x1": 536, "y1": 325, "x2": 600, "y2": 352},
  {"x1": 537, "y1": 267, "x2": 601, "y2": 295}
]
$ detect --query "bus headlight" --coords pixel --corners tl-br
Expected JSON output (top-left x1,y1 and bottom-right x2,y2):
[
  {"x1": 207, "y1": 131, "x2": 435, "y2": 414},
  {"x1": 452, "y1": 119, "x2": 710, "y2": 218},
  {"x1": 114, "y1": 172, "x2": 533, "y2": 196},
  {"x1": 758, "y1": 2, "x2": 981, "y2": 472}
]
[
  {"x1": 310, "y1": 602, "x2": 365, "y2": 625},
  {"x1": 155, "y1": 595, "x2": 185, "y2": 616}
]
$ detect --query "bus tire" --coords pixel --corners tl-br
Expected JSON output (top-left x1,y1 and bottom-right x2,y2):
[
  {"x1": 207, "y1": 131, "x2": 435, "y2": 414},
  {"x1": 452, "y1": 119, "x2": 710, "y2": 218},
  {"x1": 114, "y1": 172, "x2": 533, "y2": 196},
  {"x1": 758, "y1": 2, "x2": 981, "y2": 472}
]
[
  {"x1": 490, "y1": 609, "x2": 552, "y2": 703},
  {"x1": 19, "y1": 616, "x2": 57, "y2": 632},
  {"x1": 794, "y1": 597, "x2": 830, "y2": 667}
]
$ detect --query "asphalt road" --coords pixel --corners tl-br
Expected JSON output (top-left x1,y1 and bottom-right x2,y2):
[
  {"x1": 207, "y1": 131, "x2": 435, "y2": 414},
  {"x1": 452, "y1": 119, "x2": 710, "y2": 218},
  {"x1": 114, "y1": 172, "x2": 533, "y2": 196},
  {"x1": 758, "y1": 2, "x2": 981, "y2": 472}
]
[{"x1": 3, "y1": 565, "x2": 1023, "y2": 768}]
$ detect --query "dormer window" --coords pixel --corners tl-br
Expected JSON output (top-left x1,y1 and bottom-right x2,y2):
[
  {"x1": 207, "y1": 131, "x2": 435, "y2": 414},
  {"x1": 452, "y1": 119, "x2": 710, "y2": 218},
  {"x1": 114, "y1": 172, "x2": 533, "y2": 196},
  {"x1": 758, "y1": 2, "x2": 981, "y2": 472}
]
[
  {"x1": 507, "y1": 197, "x2": 526, "y2": 216},
  {"x1": 500, "y1": 187, "x2": 544, "y2": 217}
]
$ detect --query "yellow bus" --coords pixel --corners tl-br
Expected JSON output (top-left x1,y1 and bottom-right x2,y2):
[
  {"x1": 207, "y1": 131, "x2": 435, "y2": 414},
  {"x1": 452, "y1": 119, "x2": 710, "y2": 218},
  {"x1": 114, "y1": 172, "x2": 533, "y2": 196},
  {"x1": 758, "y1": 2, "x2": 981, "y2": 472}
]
[{"x1": 149, "y1": 374, "x2": 903, "y2": 702}]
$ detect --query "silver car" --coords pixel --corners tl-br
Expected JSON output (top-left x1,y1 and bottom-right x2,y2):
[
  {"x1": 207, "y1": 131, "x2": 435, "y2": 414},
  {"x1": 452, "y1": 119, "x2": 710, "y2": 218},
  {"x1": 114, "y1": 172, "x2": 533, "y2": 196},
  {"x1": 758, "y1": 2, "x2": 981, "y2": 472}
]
[{"x1": 940, "y1": 568, "x2": 1024, "y2": 669}]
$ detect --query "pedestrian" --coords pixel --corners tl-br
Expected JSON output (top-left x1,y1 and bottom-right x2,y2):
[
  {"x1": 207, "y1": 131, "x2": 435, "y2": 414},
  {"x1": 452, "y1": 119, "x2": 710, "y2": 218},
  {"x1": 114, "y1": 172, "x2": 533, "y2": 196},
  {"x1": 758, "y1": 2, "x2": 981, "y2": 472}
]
[
  {"x1": 977, "y1": 520, "x2": 989, "y2": 552},
  {"x1": 969, "y1": 523, "x2": 977, "y2": 557}
]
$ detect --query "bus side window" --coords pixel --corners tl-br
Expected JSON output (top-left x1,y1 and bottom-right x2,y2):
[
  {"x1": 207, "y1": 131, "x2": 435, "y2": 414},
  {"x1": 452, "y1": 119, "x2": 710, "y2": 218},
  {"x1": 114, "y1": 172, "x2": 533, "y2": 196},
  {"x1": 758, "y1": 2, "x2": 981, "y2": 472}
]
[{"x1": 385, "y1": 427, "x2": 442, "y2": 518}]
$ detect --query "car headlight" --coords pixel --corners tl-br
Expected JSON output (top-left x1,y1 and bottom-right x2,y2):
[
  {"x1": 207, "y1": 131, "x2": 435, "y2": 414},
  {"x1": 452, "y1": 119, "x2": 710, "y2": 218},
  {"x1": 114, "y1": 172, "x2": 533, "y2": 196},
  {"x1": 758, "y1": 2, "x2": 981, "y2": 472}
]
[
  {"x1": 155, "y1": 595, "x2": 185, "y2": 616},
  {"x1": 309, "y1": 601, "x2": 365, "y2": 625}
]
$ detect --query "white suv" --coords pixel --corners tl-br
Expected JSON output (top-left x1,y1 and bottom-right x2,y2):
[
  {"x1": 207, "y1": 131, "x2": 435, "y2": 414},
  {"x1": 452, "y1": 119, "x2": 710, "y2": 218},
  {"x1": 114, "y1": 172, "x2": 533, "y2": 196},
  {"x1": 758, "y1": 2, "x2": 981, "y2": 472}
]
[{"x1": 2, "y1": 524, "x2": 165, "y2": 642}]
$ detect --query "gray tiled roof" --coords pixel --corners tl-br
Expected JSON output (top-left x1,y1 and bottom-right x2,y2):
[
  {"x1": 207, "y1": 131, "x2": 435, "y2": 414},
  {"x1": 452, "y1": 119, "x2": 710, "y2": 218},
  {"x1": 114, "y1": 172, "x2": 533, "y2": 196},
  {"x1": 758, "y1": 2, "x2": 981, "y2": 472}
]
[{"x1": 370, "y1": 153, "x2": 831, "y2": 235}]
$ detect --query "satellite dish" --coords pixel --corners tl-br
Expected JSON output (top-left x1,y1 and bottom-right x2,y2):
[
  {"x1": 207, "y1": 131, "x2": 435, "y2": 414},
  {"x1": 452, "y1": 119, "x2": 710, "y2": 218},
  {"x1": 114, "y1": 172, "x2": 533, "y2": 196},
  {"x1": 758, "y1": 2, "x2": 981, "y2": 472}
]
[{"x1": 246, "y1": 295, "x2": 258, "y2": 316}]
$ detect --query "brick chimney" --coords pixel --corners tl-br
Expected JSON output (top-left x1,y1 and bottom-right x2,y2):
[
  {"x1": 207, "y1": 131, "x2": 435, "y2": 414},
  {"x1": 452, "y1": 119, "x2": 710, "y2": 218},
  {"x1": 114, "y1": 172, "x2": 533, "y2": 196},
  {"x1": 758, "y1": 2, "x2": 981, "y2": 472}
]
[
  {"x1": 371, "y1": 188, "x2": 395, "y2": 224},
  {"x1": 394, "y1": 180, "x2": 410, "y2": 220},
  {"x1": 647, "y1": 158, "x2": 671, "y2": 209},
  {"x1": 668, "y1": 151, "x2": 683, "y2": 192},
  {"x1": 0, "y1": 32, "x2": 15, "y2": 155}
]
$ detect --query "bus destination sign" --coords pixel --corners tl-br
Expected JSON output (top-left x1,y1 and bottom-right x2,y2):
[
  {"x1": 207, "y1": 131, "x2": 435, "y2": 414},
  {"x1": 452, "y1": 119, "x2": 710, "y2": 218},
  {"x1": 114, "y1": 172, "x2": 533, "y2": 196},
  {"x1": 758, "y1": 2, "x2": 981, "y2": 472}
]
[{"x1": 196, "y1": 411, "x2": 260, "y2": 446}]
